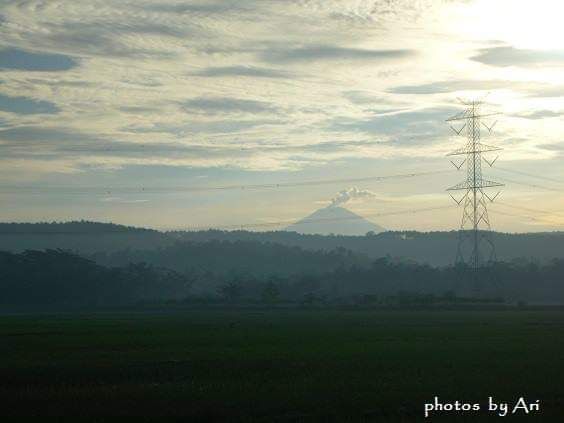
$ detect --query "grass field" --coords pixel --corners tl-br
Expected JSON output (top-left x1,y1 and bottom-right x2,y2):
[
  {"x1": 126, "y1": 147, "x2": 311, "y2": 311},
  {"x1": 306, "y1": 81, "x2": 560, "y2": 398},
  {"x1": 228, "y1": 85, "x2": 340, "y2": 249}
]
[{"x1": 2, "y1": 309, "x2": 563, "y2": 420}]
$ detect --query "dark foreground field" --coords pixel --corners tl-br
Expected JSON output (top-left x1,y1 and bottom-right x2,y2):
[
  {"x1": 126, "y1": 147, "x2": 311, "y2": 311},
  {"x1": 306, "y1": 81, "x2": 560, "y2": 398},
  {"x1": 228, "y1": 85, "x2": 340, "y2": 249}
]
[{"x1": 1, "y1": 309, "x2": 563, "y2": 421}]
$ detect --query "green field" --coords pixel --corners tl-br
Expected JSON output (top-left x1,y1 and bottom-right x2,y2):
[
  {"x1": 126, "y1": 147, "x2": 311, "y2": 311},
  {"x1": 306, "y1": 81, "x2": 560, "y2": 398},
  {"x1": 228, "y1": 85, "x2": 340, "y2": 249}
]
[{"x1": 2, "y1": 309, "x2": 563, "y2": 420}]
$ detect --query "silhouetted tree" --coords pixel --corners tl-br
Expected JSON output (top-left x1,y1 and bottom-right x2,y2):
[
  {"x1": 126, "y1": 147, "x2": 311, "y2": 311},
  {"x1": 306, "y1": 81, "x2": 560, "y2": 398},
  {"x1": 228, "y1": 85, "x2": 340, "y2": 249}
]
[
  {"x1": 217, "y1": 281, "x2": 242, "y2": 302},
  {"x1": 261, "y1": 280, "x2": 280, "y2": 304}
]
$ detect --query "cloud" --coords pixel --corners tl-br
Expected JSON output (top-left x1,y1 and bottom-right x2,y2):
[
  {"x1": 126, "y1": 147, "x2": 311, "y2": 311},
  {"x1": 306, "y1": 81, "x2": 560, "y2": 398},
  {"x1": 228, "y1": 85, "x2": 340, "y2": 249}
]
[
  {"x1": 92, "y1": 20, "x2": 191, "y2": 39},
  {"x1": 388, "y1": 80, "x2": 512, "y2": 95},
  {"x1": 329, "y1": 107, "x2": 455, "y2": 137},
  {"x1": 536, "y1": 142, "x2": 564, "y2": 157},
  {"x1": 330, "y1": 187, "x2": 376, "y2": 207},
  {"x1": 301, "y1": 139, "x2": 378, "y2": 152},
  {"x1": 0, "y1": 125, "x2": 246, "y2": 160},
  {"x1": 515, "y1": 110, "x2": 563, "y2": 120},
  {"x1": 99, "y1": 197, "x2": 149, "y2": 204},
  {"x1": 143, "y1": 2, "x2": 250, "y2": 15},
  {"x1": 261, "y1": 45, "x2": 414, "y2": 63},
  {"x1": 526, "y1": 86, "x2": 564, "y2": 98},
  {"x1": 0, "y1": 126, "x2": 97, "y2": 144},
  {"x1": 471, "y1": 46, "x2": 564, "y2": 67},
  {"x1": 0, "y1": 122, "x2": 386, "y2": 173},
  {"x1": 119, "y1": 106, "x2": 161, "y2": 114},
  {"x1": 343, "y1": 90, "x2": 397, "y2": 105},
  {"x1": 193, "y1": 66, "x2": 292, "y2": 79},
  {"x1": 0, "y1": 48, "x2": 78, "y2": 71},
  {"x1": 181, "y1": 97, "x2": 278, "y2": 114},
  {"x1": 0, "y1": 93, "x2": 59, "y2": 114},
  {"x1": 125, "y1": 118, "x2": 284, "y2": 135},
  {"x1": 297, "y1": 0, "x2": 438, "y2": 24},
  {"x1": 43, "y1": 25, "x2": 177, "y2": 59}
]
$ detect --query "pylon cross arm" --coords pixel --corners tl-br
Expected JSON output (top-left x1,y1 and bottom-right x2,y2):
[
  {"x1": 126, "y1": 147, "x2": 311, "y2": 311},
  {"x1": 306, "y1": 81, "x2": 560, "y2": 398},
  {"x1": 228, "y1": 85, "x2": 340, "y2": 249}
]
[
  {"x1": 446, "y1": 143, "x2": 502, "y2": 156},
  {"x1": 445, "y1": 112, "x2": 501, "y2": 122},
  {"x1": 446, "y1": 180, "x2": 504, "y2": 191}
]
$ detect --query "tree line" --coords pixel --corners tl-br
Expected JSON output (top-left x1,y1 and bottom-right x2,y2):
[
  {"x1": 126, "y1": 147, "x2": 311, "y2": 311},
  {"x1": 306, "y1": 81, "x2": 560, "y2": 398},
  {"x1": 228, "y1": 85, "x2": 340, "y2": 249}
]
[
  {"x1": 0, "y1": 249, "x2": 191, "y2": 308},
  {"x1": 1, "y1": 241, "x2": 564, "y2": 309}
]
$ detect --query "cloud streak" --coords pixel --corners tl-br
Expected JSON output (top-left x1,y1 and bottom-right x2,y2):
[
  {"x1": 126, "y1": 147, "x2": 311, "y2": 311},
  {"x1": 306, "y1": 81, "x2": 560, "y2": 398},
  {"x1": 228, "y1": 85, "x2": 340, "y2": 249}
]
[
  {"x1": 0, "y1": 48, "x2": 78, "y2": 71},
  {"x1": 471, "y1": 46, "x2": 564, "y2": 67},
  {"x1": 261, "y1": 45, "x2": 415, "y2": 63},
  {"x1": 0, "y1": 93, "x2": 59, "y2": 114},
  {"x1": 181, "y1": 97, "x2": 278, "y2": 114},
  {"x1": 193, "y1": 66, "x2": 292, "y2": 79}
]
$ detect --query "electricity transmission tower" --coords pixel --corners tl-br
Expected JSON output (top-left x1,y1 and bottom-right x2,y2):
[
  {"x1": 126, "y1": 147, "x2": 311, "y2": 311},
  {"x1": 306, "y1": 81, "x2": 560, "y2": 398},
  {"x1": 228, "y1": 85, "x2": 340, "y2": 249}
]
[{"x1": 446, "y1": 98, "x2": 503, "y2": 271}]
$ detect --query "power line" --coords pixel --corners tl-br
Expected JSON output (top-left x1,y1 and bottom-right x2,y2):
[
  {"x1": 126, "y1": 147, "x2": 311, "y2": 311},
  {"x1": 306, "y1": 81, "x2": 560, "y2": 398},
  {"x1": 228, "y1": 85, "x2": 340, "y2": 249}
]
[
  {"x1": 495, "y1": 166, "x2": 564, "y2": 185},
  {"x1": 0, "y1": 204, "x2": 457, "y2": 234},
  {"x1": 0, "y1": 169, "x2": 453, "y2": 195},
  {"x1": 490, "y1": 208, "x2": 543, "y2": 222},
  {"x1": 493, "y1": 175, "x2": 564, "y2": 192},
  {"x1": 183, "y1": 204, "x2": 457, "y2": 231},
  {"x1": 491, "y1": 208, "x2": 564, "y2": 226},
  {"x1": 495, "y1": 201, "x2": 564, "y2": 218}
]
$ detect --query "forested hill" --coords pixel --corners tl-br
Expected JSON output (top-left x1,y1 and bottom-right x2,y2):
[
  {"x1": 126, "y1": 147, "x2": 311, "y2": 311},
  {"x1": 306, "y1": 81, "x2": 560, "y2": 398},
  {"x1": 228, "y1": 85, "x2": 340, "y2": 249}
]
[
  {"x1": 2, "y1": 222, "x2": 564, "y2": 265},
  {"x1": 0, "y1": 221, "x2": 153, "y2": 234},
  {"x1": 0, "y1": 221, "x2": 173, "y2": 253},
  {"x1": 92, "y1": 240, "x2": 370, "y2": 277},
  {"x1": 172, "y1": 229, "x2": 564, "y2": 266}
]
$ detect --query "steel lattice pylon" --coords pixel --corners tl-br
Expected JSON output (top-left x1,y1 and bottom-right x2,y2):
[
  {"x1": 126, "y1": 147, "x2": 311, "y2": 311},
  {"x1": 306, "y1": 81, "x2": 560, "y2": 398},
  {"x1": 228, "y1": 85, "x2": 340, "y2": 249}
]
[{"x1": 446, "y1": 99, "x2": 503, "y2": 271}]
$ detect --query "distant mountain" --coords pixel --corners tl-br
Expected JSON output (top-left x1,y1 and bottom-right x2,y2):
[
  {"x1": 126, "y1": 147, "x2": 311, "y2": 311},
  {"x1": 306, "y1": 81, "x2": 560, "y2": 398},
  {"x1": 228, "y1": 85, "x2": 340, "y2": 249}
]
[{"x1": 285, "y1": 206, "x2": 385, "y2": 236}]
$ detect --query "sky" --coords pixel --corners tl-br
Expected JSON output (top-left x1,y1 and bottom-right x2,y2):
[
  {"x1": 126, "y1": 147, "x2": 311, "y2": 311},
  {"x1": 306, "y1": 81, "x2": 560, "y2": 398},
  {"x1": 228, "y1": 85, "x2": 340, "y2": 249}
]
[{"x1": 1, "y1": 0, "x2": 564, "y2": 232}]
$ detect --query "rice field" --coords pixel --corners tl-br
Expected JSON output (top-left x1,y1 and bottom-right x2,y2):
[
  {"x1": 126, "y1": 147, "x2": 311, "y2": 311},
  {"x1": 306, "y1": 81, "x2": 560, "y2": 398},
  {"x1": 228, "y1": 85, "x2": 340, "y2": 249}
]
[{"x1": 2, "y1": 309, "x2": 563, "y2": 421}]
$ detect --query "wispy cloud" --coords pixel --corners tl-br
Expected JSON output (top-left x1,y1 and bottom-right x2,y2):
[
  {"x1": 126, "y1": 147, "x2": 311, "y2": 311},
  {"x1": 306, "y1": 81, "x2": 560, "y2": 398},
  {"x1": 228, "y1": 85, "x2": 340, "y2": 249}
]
[
  {"x1": 0, "y1": 48, "x2": 78, "y2": 71},
  {"x1": 388, "y1": 80, "x2": 513, "y2": 95},
  {"x1": 100, "y1": 197, "x2": 149, "y2": 204},
  {"x1": 471, "y1": 46, "x2": 564, "y2": 67},
  {"x1": 192, "y1": 66, "x2": 292, "y2": 79},
  {"x1": 329, "y1": 107, "x2": 456, "y2": 137},
  {"x1": 0, "y1": 93, "x2": 59, "y2": 114},
  {"x1": 515, "y1": 110, "x2": 563, "y2": 120},
  {"x1": 181, "y1": 97, "x2": 278, "y2": 114},
  {"x1": 261, "y1": 45, "x2": 415, "y2": 64}
]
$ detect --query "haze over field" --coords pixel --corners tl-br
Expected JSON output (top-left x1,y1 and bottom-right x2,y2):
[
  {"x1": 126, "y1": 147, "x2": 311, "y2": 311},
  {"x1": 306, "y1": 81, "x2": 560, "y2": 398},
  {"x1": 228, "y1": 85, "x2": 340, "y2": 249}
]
[{"x1": 1, "y1": 0, "x2": 564, "y2": 233}]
